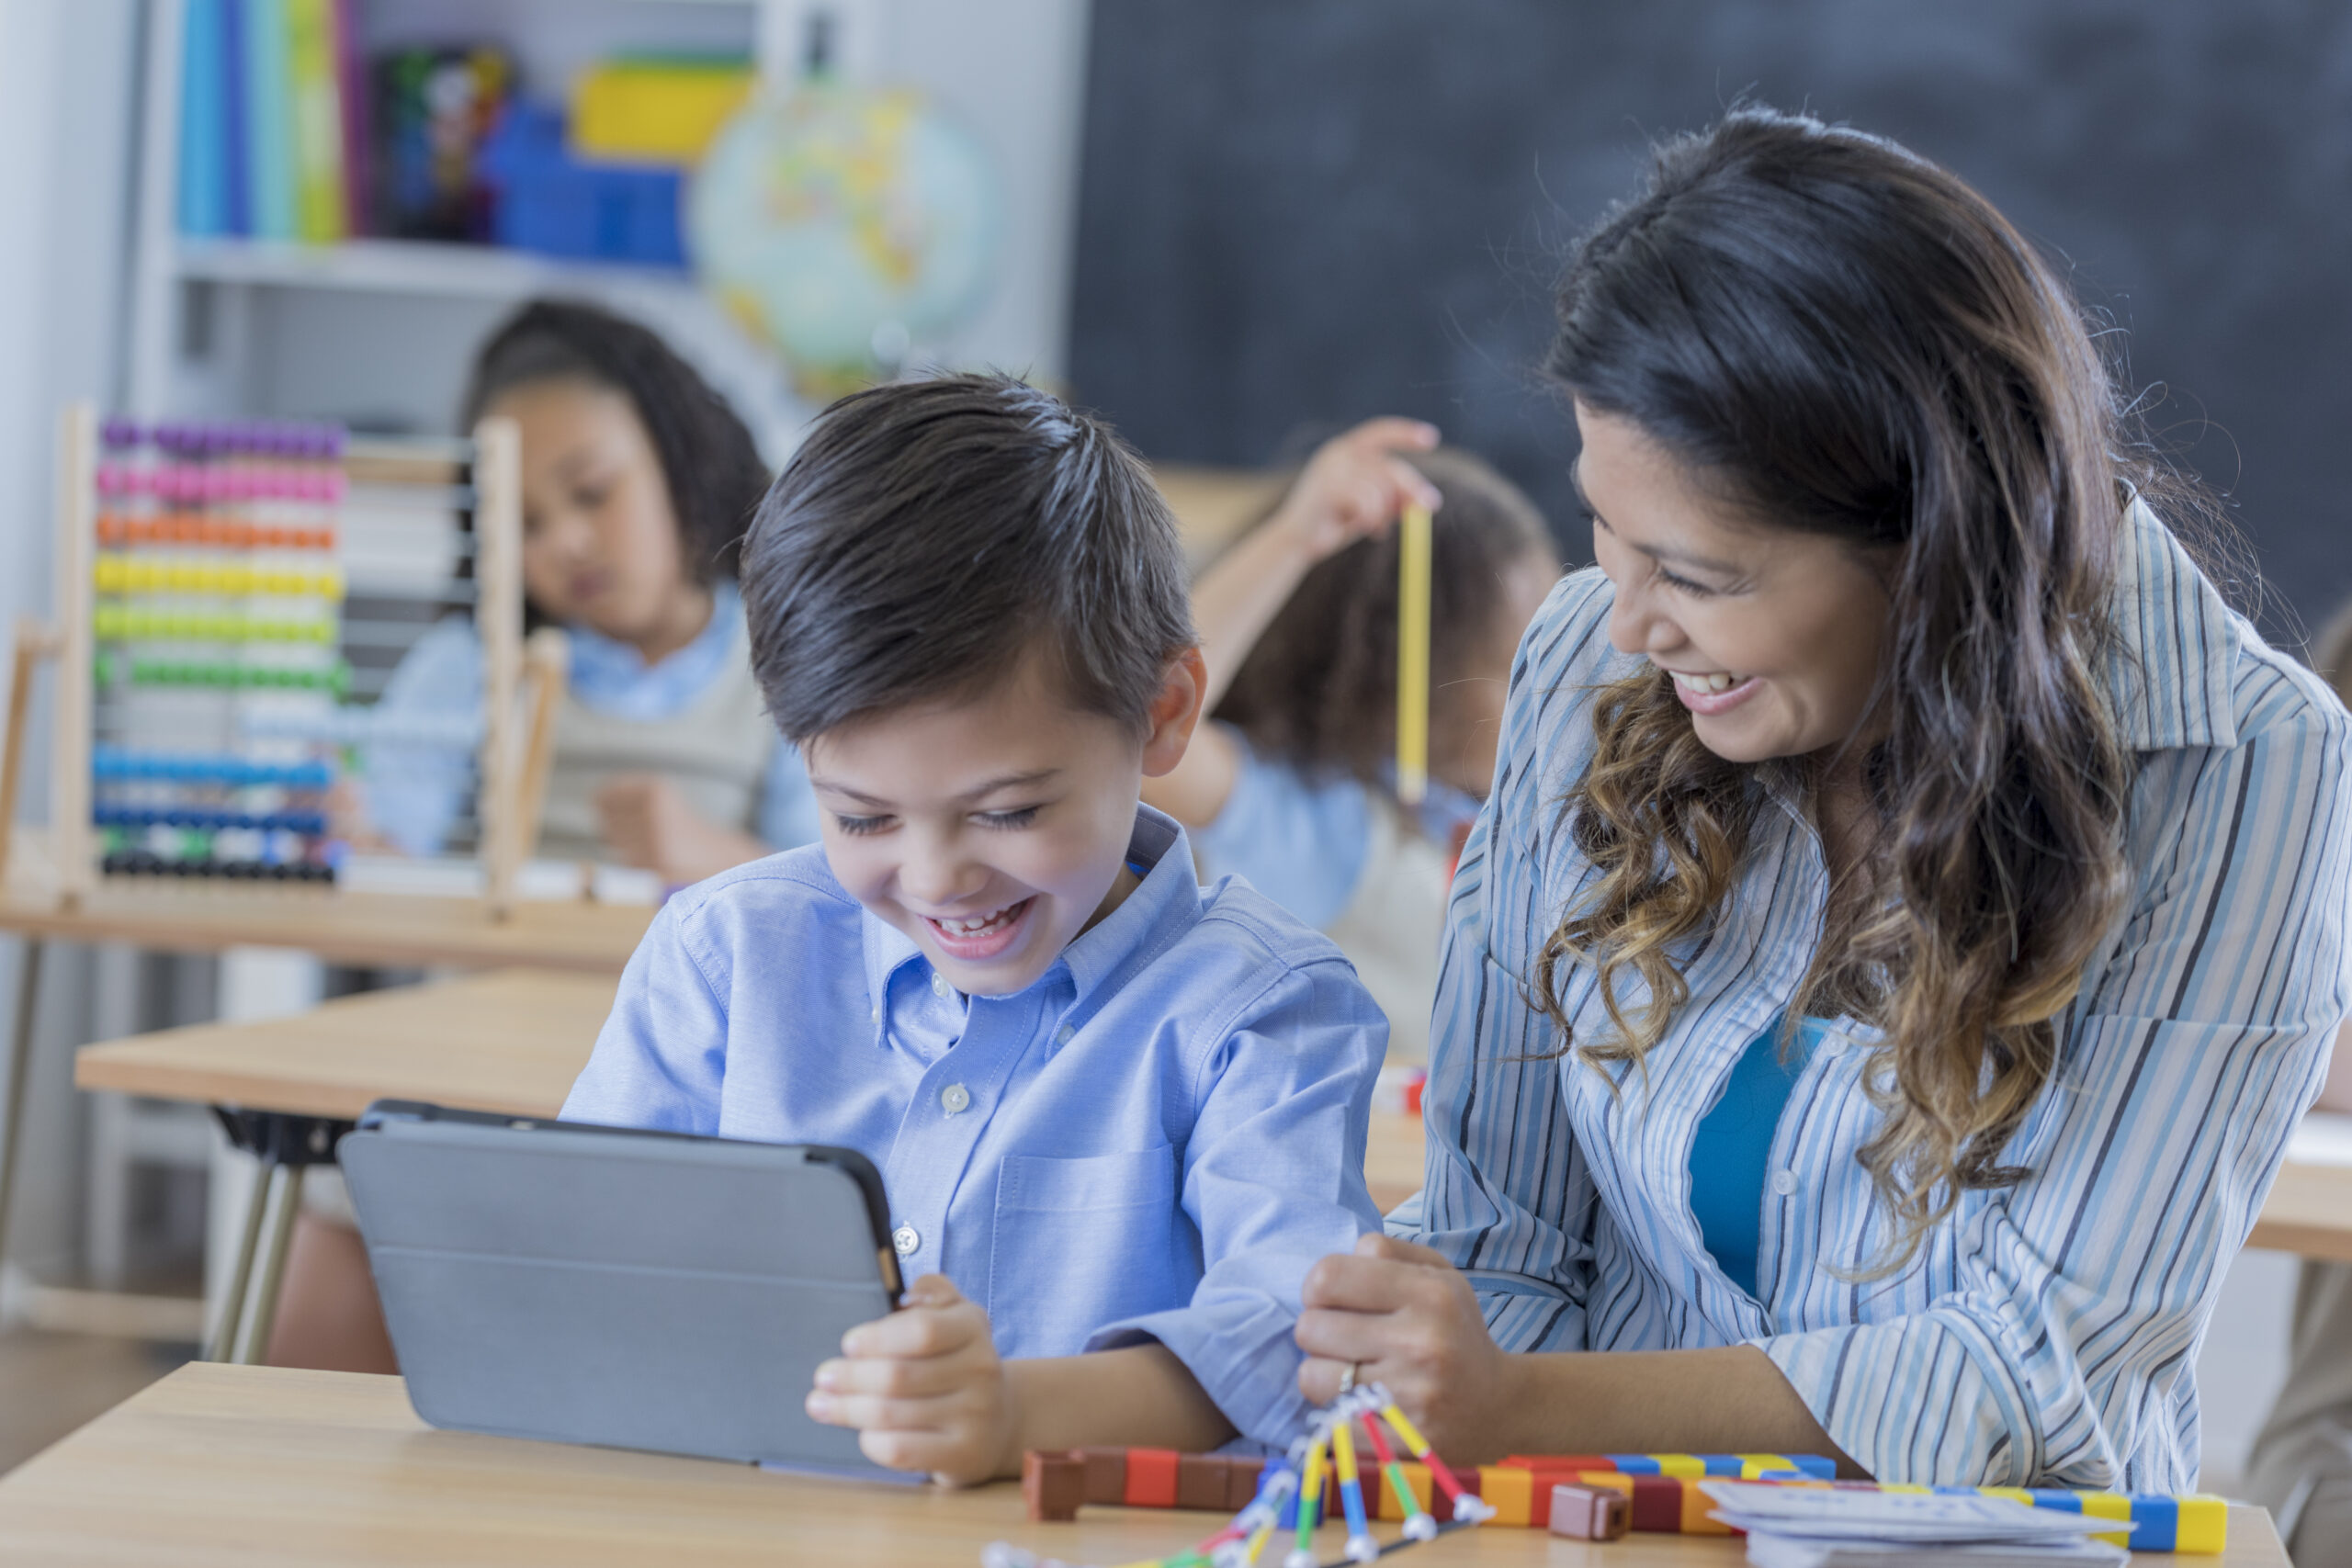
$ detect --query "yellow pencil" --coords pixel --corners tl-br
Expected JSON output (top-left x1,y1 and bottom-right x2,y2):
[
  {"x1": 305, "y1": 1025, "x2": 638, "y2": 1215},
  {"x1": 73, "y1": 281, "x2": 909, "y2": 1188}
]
[{"x1": 1396, "y1": 502, "x2": 1433, "y2": 806}]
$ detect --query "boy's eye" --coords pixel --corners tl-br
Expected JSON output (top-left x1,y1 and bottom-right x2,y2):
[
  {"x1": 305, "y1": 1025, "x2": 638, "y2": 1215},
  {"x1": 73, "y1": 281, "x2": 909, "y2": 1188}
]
[
  {"x1": 831, "y1": 813, "x2": 889, "y2": 837},
  {"x1": 976, "y1": 807, "x2": 1040, "y2": 830},
  {"x1": 1658, "y1": 565, "x2": 1718, "y2": 596}
]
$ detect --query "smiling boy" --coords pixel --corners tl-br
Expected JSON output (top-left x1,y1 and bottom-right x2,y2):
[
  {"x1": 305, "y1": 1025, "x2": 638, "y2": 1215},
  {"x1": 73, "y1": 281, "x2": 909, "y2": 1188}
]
[{"x1": 560, "y1": 374, "x2": 1386, "y2": 1483}]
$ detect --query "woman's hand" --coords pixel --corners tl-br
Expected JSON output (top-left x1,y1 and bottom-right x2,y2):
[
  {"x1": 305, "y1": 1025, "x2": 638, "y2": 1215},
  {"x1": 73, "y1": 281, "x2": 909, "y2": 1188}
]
[
  {"x1": 1295, "y1": 1233, "x2": 1517, "y2": 1461},
  {"x1": 1265, "y1": 418, "x2": 1444, "y2": 565},
  {"x1": 593, "y1": 774, "x2": 768, "y2": 886},
  {"x1": 806, "y1": 1275, "x2": 1018, "y2": 1486}
]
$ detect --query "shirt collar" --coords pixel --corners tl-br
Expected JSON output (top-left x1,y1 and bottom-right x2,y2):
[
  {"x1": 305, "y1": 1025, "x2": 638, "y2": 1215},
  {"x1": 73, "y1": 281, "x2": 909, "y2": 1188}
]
[
  {"x1": 854, "y1": 804, "x2": 1200, "y2": 1047},
  {"x1": 565, "y1": 581, "x2": 743, "y2": 707},
  {"x1": 2101, "y1": 499, "x2": 2240, "y2": 752}
]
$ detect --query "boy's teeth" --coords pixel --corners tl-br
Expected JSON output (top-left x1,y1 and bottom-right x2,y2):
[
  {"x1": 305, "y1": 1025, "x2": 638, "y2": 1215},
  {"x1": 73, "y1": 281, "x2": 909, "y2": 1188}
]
[{"x1": 940, "y1": 902, "x2": 1018, "y2": 934}]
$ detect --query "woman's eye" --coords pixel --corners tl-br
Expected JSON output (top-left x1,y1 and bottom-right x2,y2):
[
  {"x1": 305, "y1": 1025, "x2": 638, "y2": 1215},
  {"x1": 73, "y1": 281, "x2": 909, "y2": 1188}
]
[
  {"x1": 976, "y1": 807, "x2": 1040, "y2": 830},
  {"x1": 1658, "y1": 565, "x2": 1718, "y2": 596},
  {"x1": 573, "y1": 483, "x2": 613, "y2": 511},
  {"x1": 831, "y1": 813, "x2": 888, "y2": 837}
]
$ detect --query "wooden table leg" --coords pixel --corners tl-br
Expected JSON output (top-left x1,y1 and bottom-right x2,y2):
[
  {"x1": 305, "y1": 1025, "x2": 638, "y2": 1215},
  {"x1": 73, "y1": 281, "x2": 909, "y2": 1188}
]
[{"x1": 0, "y1": 938, "x2": 44, "y2": 1287}]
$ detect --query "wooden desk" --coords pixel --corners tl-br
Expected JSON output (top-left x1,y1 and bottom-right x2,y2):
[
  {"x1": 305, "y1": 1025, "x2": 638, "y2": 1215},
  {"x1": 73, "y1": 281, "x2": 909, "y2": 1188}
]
[
  {"x1": 0, "y1": 1363, "x2": 2288, "y2": 1566},
  {"x1": 0, "y1": 868, "x2": 653, "y2": 976},
  {"x1": 75, "y1": 967, "x2": 620, "y2": 1122}
]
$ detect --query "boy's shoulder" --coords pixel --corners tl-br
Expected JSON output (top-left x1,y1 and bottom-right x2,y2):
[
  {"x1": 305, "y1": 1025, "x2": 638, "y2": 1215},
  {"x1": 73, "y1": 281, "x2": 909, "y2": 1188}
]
[{"x1": 656, "y1": 844, "x2": 859, "y2": 960}]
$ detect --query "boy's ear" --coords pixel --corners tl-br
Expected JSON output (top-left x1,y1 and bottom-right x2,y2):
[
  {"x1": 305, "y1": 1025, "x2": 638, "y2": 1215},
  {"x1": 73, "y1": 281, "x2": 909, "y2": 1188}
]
[{"x1": 1139, "y1": 647, "x2": 1208, "y2": 779}]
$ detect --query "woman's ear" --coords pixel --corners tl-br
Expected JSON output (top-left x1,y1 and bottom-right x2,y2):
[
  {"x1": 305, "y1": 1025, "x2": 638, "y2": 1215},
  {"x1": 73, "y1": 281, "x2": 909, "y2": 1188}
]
[{"x1": 1140, "y1": 646, "x2": 1209, "y2": 778}]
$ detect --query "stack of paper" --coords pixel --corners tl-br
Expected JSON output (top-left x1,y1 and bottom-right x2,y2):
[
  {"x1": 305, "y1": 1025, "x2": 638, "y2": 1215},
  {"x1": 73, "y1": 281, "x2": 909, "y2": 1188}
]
[{"x1": 1698, "y1": 1482, "x2": 2131, "y2": 1568}]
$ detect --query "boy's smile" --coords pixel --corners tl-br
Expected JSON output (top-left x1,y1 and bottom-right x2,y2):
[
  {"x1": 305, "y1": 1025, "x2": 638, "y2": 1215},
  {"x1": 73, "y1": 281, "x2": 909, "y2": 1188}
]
[{"x1": 805, "y1": 648, "x2": 1202, "y2": 998}]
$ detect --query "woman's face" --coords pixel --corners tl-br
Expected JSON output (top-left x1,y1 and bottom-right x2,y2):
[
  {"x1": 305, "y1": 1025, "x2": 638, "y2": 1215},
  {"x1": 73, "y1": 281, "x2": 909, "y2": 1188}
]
[
  {"x1": 492, "y1": 378, "x2": 701, "y2": 647},
  {"x1": 1577, "y1": 402, "x2": 1892, "y2": 764}
]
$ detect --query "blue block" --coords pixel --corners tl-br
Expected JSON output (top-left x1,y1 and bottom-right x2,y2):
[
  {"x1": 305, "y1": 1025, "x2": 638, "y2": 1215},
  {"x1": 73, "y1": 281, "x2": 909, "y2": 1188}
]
[{"x1": 2124, "y1": 1495, "x2": 2177, "y2": 1551}]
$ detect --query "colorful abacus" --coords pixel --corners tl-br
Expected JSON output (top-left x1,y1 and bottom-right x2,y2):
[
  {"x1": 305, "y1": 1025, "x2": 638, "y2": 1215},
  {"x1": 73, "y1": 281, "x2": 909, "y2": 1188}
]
[{"x1": 6, "y1": 402, "x2": 542, "y2": 914}]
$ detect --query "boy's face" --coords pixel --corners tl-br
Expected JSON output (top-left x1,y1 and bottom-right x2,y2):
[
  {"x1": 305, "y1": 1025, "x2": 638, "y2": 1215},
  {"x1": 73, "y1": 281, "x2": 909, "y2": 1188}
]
[{"x1": 804, "y1": 647, "x2": 1204, "y2": 998}]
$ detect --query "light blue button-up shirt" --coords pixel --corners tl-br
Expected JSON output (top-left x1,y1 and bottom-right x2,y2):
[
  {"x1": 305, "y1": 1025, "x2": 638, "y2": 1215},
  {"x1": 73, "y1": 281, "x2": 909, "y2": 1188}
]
[
  {"x1": 561, "y1": 805, "x2": 1385, "y2": 1443},
  {"x1": 1404, "y1": 503, "x2": 2352, "y2": 1492}
]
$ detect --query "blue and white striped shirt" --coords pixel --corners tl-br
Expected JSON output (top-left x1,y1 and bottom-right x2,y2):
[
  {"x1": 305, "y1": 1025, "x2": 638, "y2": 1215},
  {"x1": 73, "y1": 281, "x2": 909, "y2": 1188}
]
[{"x1": 1402, "y1": 504, "x2": 2352, "y2": 1492}]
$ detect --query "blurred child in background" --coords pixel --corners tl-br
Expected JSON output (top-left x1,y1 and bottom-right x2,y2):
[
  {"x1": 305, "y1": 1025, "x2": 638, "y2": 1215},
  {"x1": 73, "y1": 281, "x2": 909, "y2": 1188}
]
[
  {"x1": 357, "y1": 297, "x2": 818, "y2": 884},
  {"x1": 1143, "y1": 420, "x2": 1560, "y2": 1059},
  {"x1": 276, "y1": 299, "x2": 810, "y2": 1372}
]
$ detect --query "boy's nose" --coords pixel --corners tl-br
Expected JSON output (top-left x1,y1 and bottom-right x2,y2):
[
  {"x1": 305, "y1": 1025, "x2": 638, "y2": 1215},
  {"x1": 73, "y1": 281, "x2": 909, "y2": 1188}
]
[{"x1": 898, "y1": 849, "x2": 981, "y2": 909}]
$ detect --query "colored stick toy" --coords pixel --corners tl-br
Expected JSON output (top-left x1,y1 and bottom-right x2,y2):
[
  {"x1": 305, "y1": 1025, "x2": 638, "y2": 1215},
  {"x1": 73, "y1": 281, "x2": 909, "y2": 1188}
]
[
  {"x1": 1393, "y1": 502, "x2": 1432, "y2": 807},
  {"x1": 989, "y1": 1382, "x2": 1490, "y2": 1568}
]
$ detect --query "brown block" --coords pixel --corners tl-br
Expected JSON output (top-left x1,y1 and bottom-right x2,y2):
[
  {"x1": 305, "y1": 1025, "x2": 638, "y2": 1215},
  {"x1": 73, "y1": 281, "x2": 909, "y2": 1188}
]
[
  {"x1": 1023, "y1": 1450, "x2": 1086, "y2": 1522},
  {"x1": 1547, "y1": 1483, "x2": 1632, "y2": 1541},
  {"x1": 1225, "y1": 1455, "x2": 1267, "y2": 1510},
  {"x1": 1076, "y1": 1446, "x2": 1126, "y2": 1506},
  {"x1": 1176, "y1": 1452, "x2": 1231, "y2": 1511}
]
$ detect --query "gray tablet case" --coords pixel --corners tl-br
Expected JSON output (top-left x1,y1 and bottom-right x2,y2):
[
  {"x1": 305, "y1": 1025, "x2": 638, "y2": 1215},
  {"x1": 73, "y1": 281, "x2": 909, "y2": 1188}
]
[{"x1": 339, "y1": 1101, "x2": 907, "y2": 1476}]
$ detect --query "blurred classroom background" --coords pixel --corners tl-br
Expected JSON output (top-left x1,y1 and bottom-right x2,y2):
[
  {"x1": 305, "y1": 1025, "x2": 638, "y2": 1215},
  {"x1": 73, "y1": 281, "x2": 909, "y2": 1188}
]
[{"x1": 0, "y1": 0, "x2": 2346, "y2": 1498}]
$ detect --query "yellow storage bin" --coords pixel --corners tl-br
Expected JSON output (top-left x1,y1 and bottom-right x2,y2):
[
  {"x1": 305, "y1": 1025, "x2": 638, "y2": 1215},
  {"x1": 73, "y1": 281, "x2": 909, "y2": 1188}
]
[{"x1": 571, "y1": 60, "x2": 754, "y2": 164}]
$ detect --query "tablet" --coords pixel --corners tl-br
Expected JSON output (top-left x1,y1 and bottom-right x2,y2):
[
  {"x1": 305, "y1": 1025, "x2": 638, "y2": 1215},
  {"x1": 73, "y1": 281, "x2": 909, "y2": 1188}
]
[{"x1": 339, "y1": 1100, "x2": 908, "y2": 1476}]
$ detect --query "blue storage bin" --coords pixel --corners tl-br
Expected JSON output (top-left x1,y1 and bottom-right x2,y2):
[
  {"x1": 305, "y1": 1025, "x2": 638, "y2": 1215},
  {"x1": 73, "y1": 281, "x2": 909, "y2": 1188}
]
[{"x1": 479, "y1": 101, "x2": 686, "y2": 267}]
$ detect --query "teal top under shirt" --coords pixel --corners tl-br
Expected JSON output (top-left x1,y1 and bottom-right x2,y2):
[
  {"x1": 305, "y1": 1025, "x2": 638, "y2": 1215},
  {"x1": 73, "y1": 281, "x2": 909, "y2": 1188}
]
[{"x1": 1687, "y1": 1015, "x2": 1831, "y2": 1297}]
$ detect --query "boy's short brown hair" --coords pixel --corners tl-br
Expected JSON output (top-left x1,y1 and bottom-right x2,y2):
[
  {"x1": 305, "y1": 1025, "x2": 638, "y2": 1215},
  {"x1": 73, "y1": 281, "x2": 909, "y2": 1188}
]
[{"x1": 741, "y1": 374, "x2": 1197, "y2": 742}]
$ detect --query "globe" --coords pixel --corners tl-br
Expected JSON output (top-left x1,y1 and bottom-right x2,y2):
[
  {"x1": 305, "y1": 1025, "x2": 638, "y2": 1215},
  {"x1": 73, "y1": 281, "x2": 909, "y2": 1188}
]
[{"x1": 687, "y1": 81, "x2": 1001, "y2": 399}]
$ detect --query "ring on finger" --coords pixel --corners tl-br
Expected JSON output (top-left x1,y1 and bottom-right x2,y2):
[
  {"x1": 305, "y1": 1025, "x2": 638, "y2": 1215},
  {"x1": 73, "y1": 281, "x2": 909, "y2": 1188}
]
[{"x1": 1337, "y1": 1359, "x2": 1358, "y2": 1397}]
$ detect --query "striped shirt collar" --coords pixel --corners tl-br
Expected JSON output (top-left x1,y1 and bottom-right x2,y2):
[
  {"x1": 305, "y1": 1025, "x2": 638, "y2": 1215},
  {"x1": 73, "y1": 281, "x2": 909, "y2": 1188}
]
[{"x1": 2103, "y1": 501, "x2": 2239, "y2": 751}]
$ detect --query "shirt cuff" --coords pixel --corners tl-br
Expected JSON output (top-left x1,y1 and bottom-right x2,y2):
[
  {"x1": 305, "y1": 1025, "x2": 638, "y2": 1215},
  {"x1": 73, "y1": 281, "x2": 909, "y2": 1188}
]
[
  {"x1": 1759, "y1": 1310, "x2": 2041, "y2": 1485},
  {"x1": 1084, "y1": 1294, "x2": 1312, "y2": 1447}
]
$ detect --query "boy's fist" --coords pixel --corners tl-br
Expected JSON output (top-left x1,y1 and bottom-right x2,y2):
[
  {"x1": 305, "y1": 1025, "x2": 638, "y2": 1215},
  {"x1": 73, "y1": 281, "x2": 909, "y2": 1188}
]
[{"x1": 806, "y1": 1274, "x2": 1017, "y2": 1486}]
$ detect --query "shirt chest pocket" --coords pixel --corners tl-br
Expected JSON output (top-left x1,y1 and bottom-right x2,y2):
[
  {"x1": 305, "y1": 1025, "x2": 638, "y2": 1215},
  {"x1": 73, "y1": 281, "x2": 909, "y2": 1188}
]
[{"x1": 988, "y1": 1145, "x2": 1197, "y2": 1357}]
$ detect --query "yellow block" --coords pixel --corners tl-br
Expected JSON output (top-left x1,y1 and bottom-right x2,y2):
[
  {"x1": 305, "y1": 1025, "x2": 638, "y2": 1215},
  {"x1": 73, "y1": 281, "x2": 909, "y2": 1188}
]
[
  {"x1": 1980, "y1": 1486, "x2": 2037, "y2": 1506},
  {"x1": 2076, "y1": 1492, "x2": 2132, "y2": 1548},
  {"x1": 1679, "y1": 1481, "x2": 1734, "y2": 1535},
  {"x1": 571, "y1": 61, "x2": 753, "y2": 164},
  {"x1": 1654, "y1": 1454, "x2": 1707, "y2": 1479},
  {"x1": 1881, "y1": 1483, "x2": 1932, "y2": 1495},
  {"x1": 1475, "y1": 1466, "x2": 1531, "y2": 1528},
  {"x1": 1737, "y1": 1454, "x2": 1794, "y2": 1478},
  {"x1": 2176, "y1": 1494, "x2": 2229, "y2": 1554}
]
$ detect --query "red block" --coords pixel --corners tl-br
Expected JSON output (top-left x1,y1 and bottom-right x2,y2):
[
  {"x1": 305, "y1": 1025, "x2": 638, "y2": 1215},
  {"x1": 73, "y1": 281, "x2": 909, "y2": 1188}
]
[
  {"x1": 1023, "y1": 1450, "x2": 1086, "y2": 1522},
  {"x1": 1125, "y1": 1448, "x2": 1180, "y2": 1508},
  {"x1": 1077, "y1": 1447, "x2": 1125, "y2": 1506},
  {"x1": 1176, "y1": 1454, "x2": 1229, "y2": 1512},
  {"x1": 1628, "y1": 1475, "x2": 1684, "y2": 1533}
]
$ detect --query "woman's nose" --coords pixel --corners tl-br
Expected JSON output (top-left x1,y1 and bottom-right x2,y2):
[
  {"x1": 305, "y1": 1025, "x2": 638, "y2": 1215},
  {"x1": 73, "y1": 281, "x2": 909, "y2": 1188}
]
[{"x1": 1606, "y1": 582, "x2": 1681, "y2": 659}]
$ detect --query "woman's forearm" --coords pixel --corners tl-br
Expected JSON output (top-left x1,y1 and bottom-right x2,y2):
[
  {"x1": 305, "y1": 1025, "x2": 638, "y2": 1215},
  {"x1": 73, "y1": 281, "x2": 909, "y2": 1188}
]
[{"x1": 1476, "y1": 1345, "x2": 1864, "y2": 1474}]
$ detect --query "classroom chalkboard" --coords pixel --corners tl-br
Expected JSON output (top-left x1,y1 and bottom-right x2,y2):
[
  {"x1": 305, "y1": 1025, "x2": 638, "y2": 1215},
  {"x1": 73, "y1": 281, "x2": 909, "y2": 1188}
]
[{"x1": 1069, "y1": 1, "x2": 2351, "y2": 645}]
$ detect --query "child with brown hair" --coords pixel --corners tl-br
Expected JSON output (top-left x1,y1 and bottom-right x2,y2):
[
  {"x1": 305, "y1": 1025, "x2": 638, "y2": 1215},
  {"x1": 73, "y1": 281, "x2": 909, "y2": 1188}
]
[{"x1": 1144, "y1": 420, "x2": 1560, "y2": 1059}]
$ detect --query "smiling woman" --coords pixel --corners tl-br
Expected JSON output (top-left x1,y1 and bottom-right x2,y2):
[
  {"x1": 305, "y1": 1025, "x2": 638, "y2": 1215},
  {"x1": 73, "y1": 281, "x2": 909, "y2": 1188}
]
[{"x1": 1293, "y1": 106, "x2": 2352, "y2": 1496}]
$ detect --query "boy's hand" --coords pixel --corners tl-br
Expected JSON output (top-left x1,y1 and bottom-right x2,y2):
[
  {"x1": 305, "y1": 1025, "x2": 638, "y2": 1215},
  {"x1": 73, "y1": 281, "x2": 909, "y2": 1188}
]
[
  {"x1": 1267, "y1": 417, "x2": 1444, "y2": 564},
  {"x1": 593, "y1": 774, "x2": 765, "y2": 886},
  {"x1": 806, "y1": 1275, "x2": 1018, "y2": 1486}
]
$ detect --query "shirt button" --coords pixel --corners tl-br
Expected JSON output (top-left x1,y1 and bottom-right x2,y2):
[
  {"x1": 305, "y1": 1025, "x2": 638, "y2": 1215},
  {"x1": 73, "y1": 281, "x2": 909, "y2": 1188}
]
[
  {"x1": 930, "y1": 970, "x2": 951, "y2": 999},
  {"x1": 940, "y1": 1083, "x2": 970, "y2": 1115},
  {"x1": 1770, "y1": 1168, "x2": 1800, "y2": 1197},
  {"x1": 1055, "y1": 1024, "x2": 1075, "y2": 1046},
  {"x1": 892, "y1": 1224, "x2": 920, "y2": 1257}
]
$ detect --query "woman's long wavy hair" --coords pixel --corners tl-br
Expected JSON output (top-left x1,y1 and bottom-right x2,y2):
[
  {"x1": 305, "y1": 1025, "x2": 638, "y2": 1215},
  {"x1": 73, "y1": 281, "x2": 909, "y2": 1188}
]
[{"x1": 1538, "y1": 108, "x2": 2151, "y2": 1271}]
